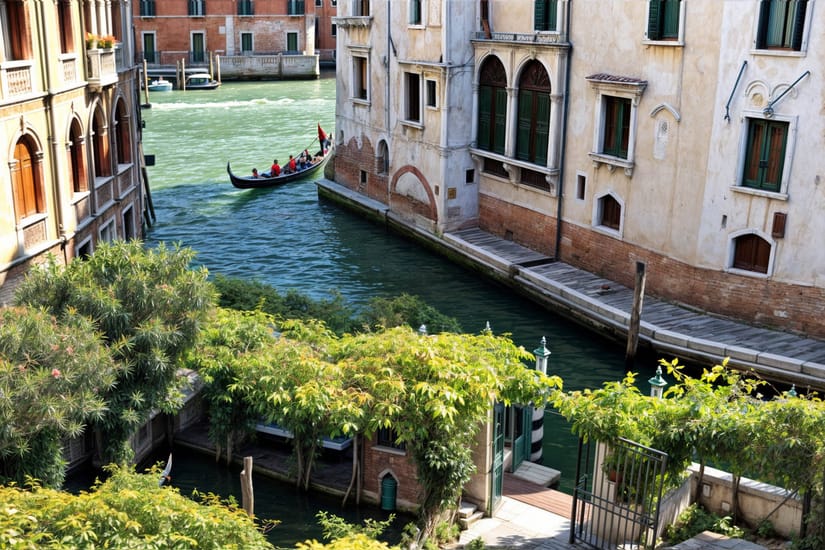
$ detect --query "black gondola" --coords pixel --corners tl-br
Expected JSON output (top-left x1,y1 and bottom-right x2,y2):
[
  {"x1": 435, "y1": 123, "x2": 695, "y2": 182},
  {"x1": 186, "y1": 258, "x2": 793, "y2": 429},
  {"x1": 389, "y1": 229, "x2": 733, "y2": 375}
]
[{"x1": 227, "y1": 147, "x2": 332, "y2": 189}]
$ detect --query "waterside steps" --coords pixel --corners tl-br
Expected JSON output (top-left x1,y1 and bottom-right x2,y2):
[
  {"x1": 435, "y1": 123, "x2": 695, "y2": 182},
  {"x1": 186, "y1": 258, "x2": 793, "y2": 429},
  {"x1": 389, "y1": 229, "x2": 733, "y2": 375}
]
[{"x1": 458, "y1": 501, "x2": 485, "y2": 529}]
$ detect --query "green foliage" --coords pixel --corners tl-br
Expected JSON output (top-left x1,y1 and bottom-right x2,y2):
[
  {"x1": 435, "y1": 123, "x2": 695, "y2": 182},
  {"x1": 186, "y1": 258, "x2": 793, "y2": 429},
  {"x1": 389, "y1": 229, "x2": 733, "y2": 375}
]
[
  {"x1": 212, "y1": 275, "x2": 355, "y2": 334},
  {"x1": 295, "y1": 534, "x2": 395, "y2": 550},
  {"x1": 432, "y1": 519, "x2": 460, "y2": 544},
  {"x1": 467, "y1": 536, "x2": 486, "y2": 550},
  {"x1": 15, "y1": 241, "x2": 215, "y2": 465},
  {"x1": 0, "y1": 307, "x2": 120, "y2": 487},
  {"x1": 663, "y1": 504, "x2": 745, "y2": 544},
  {"x1": 315, "y1": 511, "x2": 395, "y2": 541},
  {"x1": 356, "y1": 293, "x2": 462, "y2": 334},
  {"x1": 0, "y1": 466, "x2": 273, "y2": 549}
]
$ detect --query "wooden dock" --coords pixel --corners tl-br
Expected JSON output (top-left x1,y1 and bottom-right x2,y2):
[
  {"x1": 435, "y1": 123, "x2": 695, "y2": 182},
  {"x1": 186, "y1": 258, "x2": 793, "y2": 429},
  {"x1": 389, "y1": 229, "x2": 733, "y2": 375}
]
[{"x1": 503, "y1": 472, "x2": 573, "y2": 519}]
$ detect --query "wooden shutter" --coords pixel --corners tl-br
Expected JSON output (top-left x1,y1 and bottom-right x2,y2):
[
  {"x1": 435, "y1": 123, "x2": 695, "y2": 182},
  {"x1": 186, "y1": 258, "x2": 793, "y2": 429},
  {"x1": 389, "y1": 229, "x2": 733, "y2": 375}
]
[
  {"x1": 743, "y1": 120, "x2": 764, "y2": 187},
  {"x1": 534, "y1": 93, "x2": 550, "y2": 165},
  {"x1": 516, "y1": 90, "x2": 533, "y2": 161},
  {"x1": 756, "y1": 0, "x2": 771, "y2": 48},
  {"x1": 763, "y1": 123, "x2": 786, "y2": 191},
  {"x1": 647, "y1": 0, "x2": 662, "y2": 40},
  {"x1": 477, "y1": 86, "x2": 492, "y2": 151},
  {"x1": 792, "y1": 0, "x2": 808, "y2": 50},
  {"x1": 663, "y1": 0, "x2": 680, "y2": 39},
  {"x1": 734, "y1": 234, "x2": 770, "y2": 273},
  {"x1": 619, "y1": 99, "x2": 630, "y2": 158},
  {"x1": 534, "y1": 0, "x2": 547, "y2": 31},
  {"x1": 493, "y1": 88, "x2": 507, "y2": 154},
  {"x1": 547, "y1": 0, "x2": 558, "y2": 31}
]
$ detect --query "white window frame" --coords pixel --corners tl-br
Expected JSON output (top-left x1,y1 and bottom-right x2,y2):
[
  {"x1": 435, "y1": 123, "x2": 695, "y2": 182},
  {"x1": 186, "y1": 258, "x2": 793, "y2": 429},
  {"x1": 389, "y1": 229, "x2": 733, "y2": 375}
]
[
  {"x1": 751, "y1": 0, "x2": 814, "y2": 57},
  {"x1": 732, "y1": 110, "x2": 796, "y2": 200},
  {"x1": 726, "y1": 229, "x2": 776, "y2": 278},
  {"x1": 587, "y1": 77, "x2": 646, "y2": 177},
  {"x1": 402, "y1": 71, "x2": 424, "y2": 128},
  {"x1": 642, "y1": 0, "x2": 686, "y2": 47},
  {"x1": 591, "y1": 191, "x2": 624, "y2": 238},
  {"x1": 351, "y1": 49, "x2": 370, "y2": 103},
  {"x1": 286, "y1": 31, "x2": 299, "y2": 52},
  {"x1": 240, "y1": 32, "x2": 253, "y2": 54},
  {"x1": 425, "y1": 78, "x2": 437, "y2": 109},
  {"x1": 99, "y1": 218, "x2": 116, "y2": 243},
  {"x1": 409, "y1": 0, "x2": 424, "y2": 27}
]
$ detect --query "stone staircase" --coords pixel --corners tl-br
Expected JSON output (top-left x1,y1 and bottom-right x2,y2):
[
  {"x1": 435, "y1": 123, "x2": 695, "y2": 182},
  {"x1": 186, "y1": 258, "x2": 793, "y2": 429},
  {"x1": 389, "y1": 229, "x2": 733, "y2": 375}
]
[{"x1": 458, "y1": 500, "x2": 485, "y2": 530}]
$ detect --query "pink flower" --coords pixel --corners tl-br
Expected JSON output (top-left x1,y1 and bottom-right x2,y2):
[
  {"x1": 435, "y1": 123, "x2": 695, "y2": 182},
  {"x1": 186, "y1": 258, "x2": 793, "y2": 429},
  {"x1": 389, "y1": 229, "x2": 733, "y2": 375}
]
[{"x1": 51, "y1": 369, "x2": 61, "y2": 379}]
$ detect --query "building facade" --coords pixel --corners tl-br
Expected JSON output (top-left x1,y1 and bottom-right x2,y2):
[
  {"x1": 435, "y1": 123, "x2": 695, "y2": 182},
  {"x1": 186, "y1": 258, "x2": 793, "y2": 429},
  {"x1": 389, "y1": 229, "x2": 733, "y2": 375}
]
[
  {"x1": 0, "y1": 0, "x2": 145, "y2": 305},
  {"x1": 333, "y1": 0, "x2": 825, "y2": 339},
  {"x1": 133, "y1": 0, "x2": 334, "y2": 79}
]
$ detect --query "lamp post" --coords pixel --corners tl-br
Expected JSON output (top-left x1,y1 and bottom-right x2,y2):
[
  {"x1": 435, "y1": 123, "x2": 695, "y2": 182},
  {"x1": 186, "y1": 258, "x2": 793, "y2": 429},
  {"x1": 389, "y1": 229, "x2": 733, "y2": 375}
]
[
  {"x1": 530, "y1": 337, "x2": 551, "y2": 463},
  {"x1": 648, "y1": 365, "x2": 667, "y2": 399},
  {"x1": 418, "y1": 324, "x2": 427, "y2": 336},
  {"x1": 787, "y1": 384, "x2": 797, "y2": 398}
]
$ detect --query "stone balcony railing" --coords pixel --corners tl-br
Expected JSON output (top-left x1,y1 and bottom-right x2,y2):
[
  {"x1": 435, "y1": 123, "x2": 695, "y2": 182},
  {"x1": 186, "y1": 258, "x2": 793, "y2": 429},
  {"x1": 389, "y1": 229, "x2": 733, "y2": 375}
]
[
  {"x1": 86, "y1": 47, "x2": 119, "y2": 90},
  {"x1": 0, "y1": 60, "x2": 34, "y2": 101},
  {"x1": 472, "y1": 31, "x2": 568, "y2": 45}
]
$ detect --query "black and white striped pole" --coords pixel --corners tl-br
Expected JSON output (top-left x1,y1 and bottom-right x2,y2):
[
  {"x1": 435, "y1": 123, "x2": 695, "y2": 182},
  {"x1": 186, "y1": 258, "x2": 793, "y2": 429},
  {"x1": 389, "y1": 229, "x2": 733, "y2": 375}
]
[{"x1": 531, "y1": 337, "x2": 551, "y2": 463}]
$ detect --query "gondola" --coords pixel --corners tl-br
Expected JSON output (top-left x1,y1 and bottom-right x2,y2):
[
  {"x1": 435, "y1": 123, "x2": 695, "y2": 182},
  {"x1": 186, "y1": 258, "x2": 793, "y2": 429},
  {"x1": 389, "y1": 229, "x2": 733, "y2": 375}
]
[{"x1": 227, "y1": 124, "x2": 333, "y2": 189}]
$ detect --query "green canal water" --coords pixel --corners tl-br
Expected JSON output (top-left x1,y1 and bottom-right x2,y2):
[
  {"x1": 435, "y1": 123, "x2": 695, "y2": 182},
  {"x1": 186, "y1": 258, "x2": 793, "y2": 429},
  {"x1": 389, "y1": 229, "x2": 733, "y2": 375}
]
[{"x1": 136, "y1": 74, "x2": 662, "y2": 544}]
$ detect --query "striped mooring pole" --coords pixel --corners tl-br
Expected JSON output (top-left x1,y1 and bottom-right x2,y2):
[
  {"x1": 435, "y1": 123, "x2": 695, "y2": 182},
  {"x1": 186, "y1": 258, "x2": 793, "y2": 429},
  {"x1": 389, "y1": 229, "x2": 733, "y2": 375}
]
[{"x1": 531, "y1": 337, "x2": 551, "y2": 463}]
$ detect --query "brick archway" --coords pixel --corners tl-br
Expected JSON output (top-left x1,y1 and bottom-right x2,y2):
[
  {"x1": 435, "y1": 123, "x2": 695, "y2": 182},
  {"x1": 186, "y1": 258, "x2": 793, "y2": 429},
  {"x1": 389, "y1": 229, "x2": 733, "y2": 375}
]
[{"x1": 389, "y1": 165, "x2": 437, "y2": 221}]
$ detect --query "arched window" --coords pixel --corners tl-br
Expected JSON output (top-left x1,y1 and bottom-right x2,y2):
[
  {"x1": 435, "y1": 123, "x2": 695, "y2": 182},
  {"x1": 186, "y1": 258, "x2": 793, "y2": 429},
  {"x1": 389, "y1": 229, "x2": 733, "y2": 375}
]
[
  {"x1": 598, "y1": 194, "x2": 621, "y2": 230},
  {"x1": 1, "y1": 0, "x2": 32, "y2": 60},
  {"x1": 477, "y1": 56, "x2": 507, "y2": 155},
  {"x1": 11, "y1": 137, "x2": 44, "y2": 222},
  {"x1": 114, "y1": 98, "x2": 131, "y2": 165},
  {"x1": 733, "y1": 234, "x2": 771, "y2": 274},
  {"x1": 92, "y1": 108, "x2": 110, "y2": 177},
  {"x1": 515, "y1": 60, "x2": 551, "y2": 165},
  {"x1": 377, "y1": 140, "x2": 389, "y2": 175},
  {"x1": 57, "y1": 0, "x2": 75, "y2": 54},
  {"x1": 67, "y1": 119, "x2": 87, "y2": 193}
]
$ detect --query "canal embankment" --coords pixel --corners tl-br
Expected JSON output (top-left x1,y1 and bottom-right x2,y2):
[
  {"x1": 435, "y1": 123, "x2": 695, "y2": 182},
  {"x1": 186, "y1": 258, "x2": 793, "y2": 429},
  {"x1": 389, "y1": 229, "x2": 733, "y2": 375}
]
[{"x1": 316, "y1": 178, "x2": 825, "y2": 392}]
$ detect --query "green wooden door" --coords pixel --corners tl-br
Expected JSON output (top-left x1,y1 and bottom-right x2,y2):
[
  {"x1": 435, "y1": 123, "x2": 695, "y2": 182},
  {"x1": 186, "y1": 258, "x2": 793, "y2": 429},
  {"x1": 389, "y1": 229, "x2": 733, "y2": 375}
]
[{"x1": 492, "y1": 403, "x2": 504, "y2": 509}]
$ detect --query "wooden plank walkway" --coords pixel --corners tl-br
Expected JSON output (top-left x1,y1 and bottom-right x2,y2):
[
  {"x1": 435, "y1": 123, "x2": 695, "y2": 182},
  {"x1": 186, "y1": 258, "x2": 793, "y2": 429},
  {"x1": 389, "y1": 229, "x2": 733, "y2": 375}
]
[
  {"x1": 503, "y1": 472, "x2": 573, "y2": 519},
  {"x1": 443, "y1": 227, "x2": 825, "y2": 391}
]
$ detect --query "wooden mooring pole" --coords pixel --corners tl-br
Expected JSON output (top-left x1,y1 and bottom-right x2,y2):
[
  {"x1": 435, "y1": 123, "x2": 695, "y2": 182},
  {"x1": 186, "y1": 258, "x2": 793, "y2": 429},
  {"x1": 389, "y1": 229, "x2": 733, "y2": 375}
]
[
  {"x1": 625, "y1": 261, "x2": 647, "y2": 369},
  {"x1": 240, "y1": 456, "x2": 254, "y2": 516}
]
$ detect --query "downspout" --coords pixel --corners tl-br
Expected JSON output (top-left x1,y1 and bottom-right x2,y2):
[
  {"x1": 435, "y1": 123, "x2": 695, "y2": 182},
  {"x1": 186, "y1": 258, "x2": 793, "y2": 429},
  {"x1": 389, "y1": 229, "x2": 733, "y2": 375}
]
[
  {"x1": 35, "y1": 0, "x2": 70, "y2": 253},
  {"x1": 552, "y1": 0, "x2": 572, "y2": 260},
  {"x1": 385, "y1": 0, "x2": 391, "y2": 133}
]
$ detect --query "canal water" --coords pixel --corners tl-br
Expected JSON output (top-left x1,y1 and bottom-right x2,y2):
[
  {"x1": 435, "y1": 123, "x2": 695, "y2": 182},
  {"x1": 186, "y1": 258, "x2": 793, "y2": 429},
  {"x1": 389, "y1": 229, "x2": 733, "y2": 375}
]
[{"x1": 140, "y1": 75, "x2": 658, "y2": 542}]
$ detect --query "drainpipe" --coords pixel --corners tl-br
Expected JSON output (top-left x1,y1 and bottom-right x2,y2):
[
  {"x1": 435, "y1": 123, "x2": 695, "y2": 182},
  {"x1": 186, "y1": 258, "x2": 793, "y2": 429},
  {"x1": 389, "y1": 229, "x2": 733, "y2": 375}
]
[
  {"x1": 35, "y1": 0, "x2": 70, "y2": 247},
  {"x1": 386, "y1": 0, "x2": 391, "y2": 133},
  {"x1": 553, "y1": 0, "x2": 572, "y2": 260}
]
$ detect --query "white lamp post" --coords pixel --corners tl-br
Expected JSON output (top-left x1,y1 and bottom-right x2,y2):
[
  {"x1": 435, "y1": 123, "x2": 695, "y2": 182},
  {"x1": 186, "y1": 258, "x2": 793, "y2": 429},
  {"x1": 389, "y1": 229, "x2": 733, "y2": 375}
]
[
  {"x1": 533, "y1": 336, "x2": 550, "y2": 376},
  {"x1": 648, "y1": 365, "x2": 667, "y2": 399}
]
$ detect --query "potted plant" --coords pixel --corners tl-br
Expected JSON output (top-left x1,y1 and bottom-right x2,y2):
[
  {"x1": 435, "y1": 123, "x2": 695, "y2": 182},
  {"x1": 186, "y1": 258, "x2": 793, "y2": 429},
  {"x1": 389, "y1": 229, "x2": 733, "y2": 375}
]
[
  {"x1": 85, "y1": 32, "x2": 98, "y2": 49},
  {"x1": 98, "y1": 35, "x2": 116, "y2": 49}
]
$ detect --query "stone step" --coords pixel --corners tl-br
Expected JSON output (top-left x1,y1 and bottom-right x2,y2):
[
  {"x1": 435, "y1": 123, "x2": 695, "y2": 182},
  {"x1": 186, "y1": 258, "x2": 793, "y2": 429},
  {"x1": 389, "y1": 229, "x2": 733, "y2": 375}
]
[
  {"x1": 458, "y1": 510, "x2": 485, "y2": 530},
  {"x1": 458, "y1": 500, "x2": 478, "y2": 519}
]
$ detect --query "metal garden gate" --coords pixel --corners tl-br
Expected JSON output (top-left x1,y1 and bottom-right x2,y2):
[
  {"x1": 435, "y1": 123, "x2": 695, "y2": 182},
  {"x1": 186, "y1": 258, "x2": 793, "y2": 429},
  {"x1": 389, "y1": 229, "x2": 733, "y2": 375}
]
[{"x1": 570, "y1": 437, "x2": 667, "y2": 549}]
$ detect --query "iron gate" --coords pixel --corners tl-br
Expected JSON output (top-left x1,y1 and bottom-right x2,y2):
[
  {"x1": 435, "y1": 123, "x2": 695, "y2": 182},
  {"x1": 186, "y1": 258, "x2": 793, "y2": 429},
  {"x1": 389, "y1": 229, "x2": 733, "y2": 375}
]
[{"x1": 570, "y1": 437, "x2": 667, "y2": 549}]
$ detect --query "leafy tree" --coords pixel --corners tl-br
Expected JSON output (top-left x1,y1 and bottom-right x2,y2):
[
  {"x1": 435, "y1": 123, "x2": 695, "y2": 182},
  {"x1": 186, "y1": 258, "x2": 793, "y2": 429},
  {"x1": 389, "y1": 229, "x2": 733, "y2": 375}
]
[
  {"x1": 0, "y1": 307, "x2": 120, "y2": 487},
  {"x1": 355, "y1": 293, "x2": 462, "y2": 334},
  {"x1": 185, "y1": 307, "x2": 277, "y2": 464},
  {"x1": 15, "y1": 241, "x2": 215, "y2": 465},
  {"x1": 0, "y1": 466, "x2": 273, "y2": 548}
]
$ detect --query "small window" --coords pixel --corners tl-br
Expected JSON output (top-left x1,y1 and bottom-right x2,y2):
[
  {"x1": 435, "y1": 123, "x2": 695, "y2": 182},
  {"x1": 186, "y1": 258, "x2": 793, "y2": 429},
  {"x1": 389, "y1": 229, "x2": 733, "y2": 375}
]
[
  {"x1": 405, "y1": 72, "x2": 421, "y2": 122},
  {"x1": 756, "y1": 0, "x2": 807, "y2": 51},
  {"x1": 11, "y1": 137, "x2": 45, "y2": 222},
  {"x1": 331, "y1": 0, "x2": 337, "y2": 6},
  {"x1": 409, "y1": 0, "x2": 422, "y2": 25},
  {"x1": 646, "y1": 0, "x2": 681, "y2": 41},
  {"x1": 68, "y1": 120, "x2": 87, "y2": 195},
  {"x1": 353, "y1": 56, "x2": 368, "y2": 100},
  {"x1": 316, "y1": 0, "x2": 322, "y2": 5},
  {"x1": 287, "y1": 32, "x2": 299, "y2": 52},
  {"x1": 742, "y1": 118, "x2": 787, "y2": 193},
  {"x1": 733, "y1": 234, "x2": 771, "y2": 274},
  {"x1": 534, "y1": 0, "x2": 558, "y2": 31},
  {"x1": 426, "y1": 79, "x2": 437, "y2": 107},
  {"x1": 360, "y1": 170, "x2": 367, "y2": 185},
  {"x1": 377, "y1": 140, "x2": 389, "y2": 174},
  {"x1": 477, "y1": 56, "x2": 507, "y2": 155},
  {"x1": 287, "y1": 0, "x2": 305, "y2": 15},
  {"x1": 241, "y1": 32, "x2": 253, "y2": 53},
  {"x1": 238, "y1": 0, "x2": 254, "y2": 16},
  {"x1": 377, "y1": 427, "x2": 405, "y2": 450},
  {"x1": 576, "y1": 173, "x2": 586, "y2": 200},
  {"x1": 598, "y1": 194, "x2": 621, "y2": 231},
  {"x1": 355, "y1": 0, "x2": 370, "y2": 16},
  {"x1": 602, "y1": 96, "x2": 631, "y2": 159},
  {"x1": 188, "y1": 0, "x2": 205, "y2": 16},
  {"x1": 99, "y1": 219, "x2": 116, "y2": 243},
  {"x1": 140, "y1": 0, "x2": 156, "y2": 16},
  {"x1": 331, "y1": 24, "x2": 337, "y2": 36},
  {"x1": 465, "y1": 169, "x2": 475, "y2": 184}
]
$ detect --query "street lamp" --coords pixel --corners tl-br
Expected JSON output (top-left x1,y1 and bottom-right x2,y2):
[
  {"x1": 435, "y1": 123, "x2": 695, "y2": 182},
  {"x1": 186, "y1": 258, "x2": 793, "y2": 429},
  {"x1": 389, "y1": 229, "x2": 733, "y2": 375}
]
[
  {"x1": 418, "y1": 324, "x2": 427, "y2": 336},
  {"x1": 533, "y1": 336, "x2": 551, "y2": 376},
  {"x1": 648, "y1": 365, "x2": 667, "y2": 399},
  {"x1": 787, "y1": 384, "x2": 797, "y2": 398}
]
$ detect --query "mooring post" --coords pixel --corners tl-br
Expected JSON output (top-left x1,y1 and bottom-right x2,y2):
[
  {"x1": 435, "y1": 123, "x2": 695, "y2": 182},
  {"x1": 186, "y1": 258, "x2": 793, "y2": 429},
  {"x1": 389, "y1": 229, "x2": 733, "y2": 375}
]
[
  {"x1": 625, "y1": 261, "x2": 646, "y2": 369},
  {"x1": 241, "y1": 456, "x2": 254, "y2": 516}
]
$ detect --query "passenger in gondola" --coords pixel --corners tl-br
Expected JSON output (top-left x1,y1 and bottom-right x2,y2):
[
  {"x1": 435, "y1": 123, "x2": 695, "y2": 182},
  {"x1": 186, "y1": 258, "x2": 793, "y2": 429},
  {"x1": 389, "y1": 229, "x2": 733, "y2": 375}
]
[
  {"x1": 251, "y1": 168, "x2": 260, "y2": 178},
  {"x1": 287, "y1": 155, "x2": 297, "y2": 173},
  {"x1": 270, "y1": 159, "x2": 281, "y2": 177}
]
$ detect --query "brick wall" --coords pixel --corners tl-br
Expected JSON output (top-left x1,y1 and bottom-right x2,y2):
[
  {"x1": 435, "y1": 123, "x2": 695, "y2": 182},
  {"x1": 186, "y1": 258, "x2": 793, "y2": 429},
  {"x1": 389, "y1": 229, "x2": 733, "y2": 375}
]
[
  {"x1": 362, "y1": 438, "x2": 422, "y2": 510},
  {"x1": 479, "y1": 194, "x2": 825, "y2": 337},
  {"x1": 335, "y1": 136, "x2": 390, "y2": 203}
]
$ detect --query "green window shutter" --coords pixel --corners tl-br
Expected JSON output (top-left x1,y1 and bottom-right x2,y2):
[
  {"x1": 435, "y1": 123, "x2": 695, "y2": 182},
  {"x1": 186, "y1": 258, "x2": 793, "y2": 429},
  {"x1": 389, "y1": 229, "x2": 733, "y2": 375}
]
[
  {"x1": 663, "y1": 0, "x2": 680, "y2": 39},
  {"x1": 516, "y1": 90, "x2": 533, "y2": 161},
  {"x1": 792, "y1": 0, "x2": 808, "y2": 50},
  {"x1": 756, "y1": 0, "x2": 771, "y2": 48},
  {"x1": 763, "y1": 122, "x2": 787, "y2": 191},
  {"x1": 533, "y1": 93, "x2": 550, "y2": 165},
  {"x1": 478, "y1": 86, "x2": 492, "y2": 151},
  {"x1": 547, "y1": 1, "x2": 557, "y2": 31},
  {"x1": 493, "y1": 88, "x2": 507, "y2": 154},
  {"x1": 647, "y1": 0, "x2": 661, "y2": 40},
  {"x1": 743, "y1": 120, "x2": 765, "y2": 188},
  {"x1": 534, "y1": 1, "x2": 547, "y2": 31},
  {"x1": 619, "y1": 100, "x2": 630, "y2": 158}
]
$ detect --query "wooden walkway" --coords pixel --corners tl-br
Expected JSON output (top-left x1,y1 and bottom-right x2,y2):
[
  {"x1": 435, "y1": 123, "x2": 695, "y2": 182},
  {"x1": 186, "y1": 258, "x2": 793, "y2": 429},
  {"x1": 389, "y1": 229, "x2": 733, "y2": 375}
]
[
  {"x1": 445, "y1": 227, "x2": 825, "y2": 391},
  {"x1": 503, "y1": 472, "x2": 573, "y2": 519}
]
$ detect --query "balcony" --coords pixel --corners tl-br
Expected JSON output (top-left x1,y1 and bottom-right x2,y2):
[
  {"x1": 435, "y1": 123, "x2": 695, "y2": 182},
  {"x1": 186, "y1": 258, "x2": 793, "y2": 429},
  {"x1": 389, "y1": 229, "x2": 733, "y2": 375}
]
[
  {"x1": 472, "y1": 31, "x2": 567, "y2": 45},
  {"x1": 86, "y1": 48, "x2": 118, "y2": 91},
  {"x1": 0, "y1": 60, "x2": 34, "y2": 101}
]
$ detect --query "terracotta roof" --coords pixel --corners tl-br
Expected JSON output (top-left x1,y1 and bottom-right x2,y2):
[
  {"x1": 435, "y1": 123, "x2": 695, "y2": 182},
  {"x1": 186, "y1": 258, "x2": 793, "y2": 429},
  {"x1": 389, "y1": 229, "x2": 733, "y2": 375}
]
[{"x1": 585, "y1": 73, "x2": 648, "y2": 85}]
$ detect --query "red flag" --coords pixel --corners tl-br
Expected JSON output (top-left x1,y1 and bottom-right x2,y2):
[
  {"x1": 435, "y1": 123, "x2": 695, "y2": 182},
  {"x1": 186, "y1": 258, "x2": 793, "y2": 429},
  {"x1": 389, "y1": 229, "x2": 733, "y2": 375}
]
[{"x1": 318, "y1": 123, "x2": 327, "y2": 142}]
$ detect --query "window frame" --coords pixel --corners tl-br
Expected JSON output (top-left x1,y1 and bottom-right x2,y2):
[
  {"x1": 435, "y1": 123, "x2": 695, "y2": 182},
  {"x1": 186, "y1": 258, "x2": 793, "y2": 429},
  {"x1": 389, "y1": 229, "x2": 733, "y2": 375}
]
[
  {"x1": 729, "y1": 232, "x2": 773, "y2": 276},
  {"x1": 286, "y1": 32, "x2": 299, "y2": 52},
  {"x1": 644, "y1": 0, "x2": 685, "y2": 45},
  {"x1": 11, "y1": 138, "x2": 45, "y2": 223},
  {"x1": 587, "y1": 74, "x2": 647, "y2": 176},
  {"x1": 238, "y1": 0, "x2": 254, "y2": 16},
  {"x1": 425, "y1": 79, "x2": 437, "y2": 108},
  {"x1": 476, "y1": 56, "x2": 507, "y2": 156},
  {"x1": 735, "y1": 111, "x2": 796, "y2": 198},
  {"x1": 287, "y1": 0, "x2": 305, "y2": 15},
  {"x1": 351, "y1": 53, "x2": 369, "y2": 102},
  {"x1": 755, "y1": 0, "x2": 809, "y2": 53},
  {"x1": 592, "y1": 192, "x2": 624, "y2": 236},
  {"x1": 403, "y1": 71, "x2": 422, "y2": 125},
  {"x1": 533, "y1": 0, "x2": 558, "y2": 32},
  {"x1": 409, "y1": 0, "x2": 423, "y2": 26},
  {"x1": 188, "y1": 0, "x2": 205, "y2": 17},
  {"x1": 139, "y1": 0, "x2": 156, "y2": 17},
  {"x1": 515, "y1": 60, "x2": 551, "y2": 167},
  {"x1": 241, "y1": 32, "x2": 253, "y2": 54}
]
